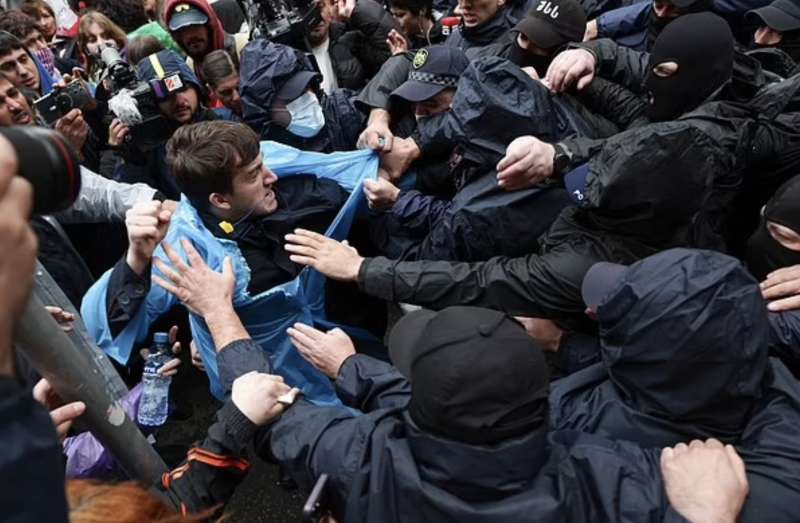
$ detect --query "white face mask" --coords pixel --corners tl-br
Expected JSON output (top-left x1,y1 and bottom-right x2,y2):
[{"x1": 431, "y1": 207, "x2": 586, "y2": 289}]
[{"x1": 285, "y1": 91, "x2": 325, "y2": 138}]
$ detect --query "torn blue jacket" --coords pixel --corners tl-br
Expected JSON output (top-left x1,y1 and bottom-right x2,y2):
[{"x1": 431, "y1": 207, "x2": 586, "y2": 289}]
[{"x1": 81, "y1": 142, "x2": 378, "y2": 403}]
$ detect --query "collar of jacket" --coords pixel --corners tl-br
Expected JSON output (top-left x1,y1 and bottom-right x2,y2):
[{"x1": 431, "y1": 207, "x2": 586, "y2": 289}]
[
  {"x1": 403, "y1": 411, "x2": 549, "y2": 500},
  {"x1": 460, "y1": 10, "x2": 513, "y2": 47}
]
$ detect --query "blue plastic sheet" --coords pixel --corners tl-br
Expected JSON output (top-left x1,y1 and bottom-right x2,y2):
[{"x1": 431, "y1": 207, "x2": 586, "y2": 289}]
[{"x1": 82, "y1": 142, "x2": 379, "y2": 403}]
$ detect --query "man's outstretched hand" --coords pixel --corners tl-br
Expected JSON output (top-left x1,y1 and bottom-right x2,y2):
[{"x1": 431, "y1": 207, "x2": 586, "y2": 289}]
[
  {"x1": 284, "y1": 229, "x2": 364, "y2": 282},
  {"x1": 288, "y1": 323, "x2": 356, "y2": 379},
  {"x1": 152, "y1": 239, "x2": 236, "y2": 317}
]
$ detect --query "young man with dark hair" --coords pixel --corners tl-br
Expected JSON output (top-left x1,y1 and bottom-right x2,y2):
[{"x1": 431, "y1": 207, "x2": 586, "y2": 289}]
[
  {"x1": 0, "y1": 10, "x2": 64, "y2": 82},
  {"x1": 89, "y1": 119, "x2": 386, "y2": 401},
  {"x1": 0, "y1": 30, "x2": 49, "y2": 96},
  {"x1": 102, "y1": 119, "x2": 375, "y2": 332}
]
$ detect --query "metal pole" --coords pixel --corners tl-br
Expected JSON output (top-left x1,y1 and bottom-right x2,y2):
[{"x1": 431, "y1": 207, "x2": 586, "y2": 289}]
[
  {"x1": 32, "y1": 261, "x2": 129, "y2": 401},
  {"x1": 14, "y1": 291, "x2": 168, "y2": 486}
]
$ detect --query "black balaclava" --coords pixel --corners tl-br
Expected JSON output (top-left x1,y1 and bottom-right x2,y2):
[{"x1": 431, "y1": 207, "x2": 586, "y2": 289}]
[
  {"x1": 507, "y1": 37, "x2": 553, "y2": 77},
  {"x1": 753, "y1": 29, "x2": 800, "y2": 63},
  {"x1": 645, "y1": 0, "x2": 713, "y2": 50},
  {"x1": 643, "y1": 12, "x2": 734, "y2": 121},
  {"x1": 747, "y1": 174, "x2": 800, "y2": 281}
]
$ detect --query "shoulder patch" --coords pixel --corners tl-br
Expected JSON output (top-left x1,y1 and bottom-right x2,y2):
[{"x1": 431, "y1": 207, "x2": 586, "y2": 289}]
[{"x1": 412, "y1": 49, "x2": 428, "y2": 69}]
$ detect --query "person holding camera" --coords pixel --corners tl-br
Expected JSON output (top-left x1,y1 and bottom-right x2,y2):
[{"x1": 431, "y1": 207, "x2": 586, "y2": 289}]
[
  {"x1": 110, "y1": 49, "x2": 234, "y2": 200},
  {"x1": 0, "y1": 72, "x2": 161, "y2": 307}
]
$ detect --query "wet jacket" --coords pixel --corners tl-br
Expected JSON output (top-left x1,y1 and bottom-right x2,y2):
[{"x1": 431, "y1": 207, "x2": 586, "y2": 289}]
[
  {"x1": 326, "y1": 0, "x2": 399, "y2": 90},
  {"x1": 240, "y1": 40, "x2": 365, "y2": 153},
  {"x1": 217, "y1": 337, "x2": 678, "y2": 523},
  {"x1": 549, "y1": 249, "x2": 800, "y2": 523},
  {"x1": 375, "y1": 58, "x2": 619, "y2": 262},
  {"x1": 354, "y1": 113, "x2": 745, "y2": 325}
]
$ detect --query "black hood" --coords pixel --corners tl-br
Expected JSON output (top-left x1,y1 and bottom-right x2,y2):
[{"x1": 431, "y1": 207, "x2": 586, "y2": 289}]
[
  {"x1": 415, "y1": 56, "x2": 594, "y2": 169},
  {"x1": 644, "y1": 12, "x2": 734, "y2": 121},
  {"x1": 597, "y1": 249, "x2": 769, "y2": 432},
  {"x1": 582, "y1": 121, "x2": 728, "y2": 246}
]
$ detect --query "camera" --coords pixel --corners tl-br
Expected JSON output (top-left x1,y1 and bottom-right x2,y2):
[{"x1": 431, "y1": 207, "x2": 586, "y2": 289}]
[
  {"x1": 102, "y1": 47, "x2": 174, "y2": 152},
  {"x1": 237, "y1": 0, "x2": 323, "y2": 51},
  {"x1": 0, "y1": 127, "x2": 82, "y2": 215},
  {"x1": 34, "y1": 80, "x2": 95, "y2": 125}
]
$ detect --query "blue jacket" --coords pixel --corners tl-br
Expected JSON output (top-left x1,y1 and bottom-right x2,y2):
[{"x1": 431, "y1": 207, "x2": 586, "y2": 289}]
[{"x1": 83, "y1": 142, "x2": 378, "y2": 402}]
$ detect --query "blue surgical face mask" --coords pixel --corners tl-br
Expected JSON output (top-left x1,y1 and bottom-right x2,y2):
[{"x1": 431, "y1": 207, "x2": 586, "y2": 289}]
[{"x1": 286, "y1": 91, "x2": 325, "y2": 138}]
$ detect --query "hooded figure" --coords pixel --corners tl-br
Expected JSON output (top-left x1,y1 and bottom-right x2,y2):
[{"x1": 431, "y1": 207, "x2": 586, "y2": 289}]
[
  {"x1": 747, "y1": 174, "x2": 800, "y2": 281},
  {"x1": 551, "y1": 248, "x2": 800, "y2": 523},
  {"x1": 221, "y1": 306, "x2": 675, "y2": 522},
  {"x1": 643, "y1": 12, "x2": 735, "y2": 121},
  {"x1": 162, "y1": 0, "x2": 247, "y2": 83},
  {"x1": 114, "y1": 49, "x2": 222, "y2": 198},
  {"x1": 239, "y1": 39, "x2": 365, "y2": 153}
]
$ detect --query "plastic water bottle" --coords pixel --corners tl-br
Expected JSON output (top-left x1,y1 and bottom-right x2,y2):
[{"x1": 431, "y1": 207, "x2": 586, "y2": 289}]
[{"x1": 137, "y1": 332, "x2": 172, "y2": 427}]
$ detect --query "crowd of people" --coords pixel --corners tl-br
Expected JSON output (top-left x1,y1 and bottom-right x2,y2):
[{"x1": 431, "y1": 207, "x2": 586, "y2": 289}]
[{"x1": 3, "y1": 0, "x2": 800, "y2": 520}]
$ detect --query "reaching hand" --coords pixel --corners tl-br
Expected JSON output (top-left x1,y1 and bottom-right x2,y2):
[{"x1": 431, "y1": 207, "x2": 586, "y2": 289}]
[
  {"x1": 363, "y1": 177, "x2": 401, "y2": 210},
  {"x1": 337, "y1": 0, "x2": 356, "y2": 21},
  {"x1": 54, "y1": 109, "x2": 89, "y2": 154},
  {"x1": 231, "y1": 371, "x2": 300, "y2": 425},
  {"x1": 189, "y1": 340, "x2": 206, "y2": 372},
  {"x1": 514, "y1": 317, "x2": 564, "y2": 353},
  {"x1": 108, "y1": 118, "x2": 130, "y2": 148},
  {"x1": 357, "y1": 109, "x2": 394, "y2": 151},
  {"x1": 379, "y1": 136, "x2": 420, "y2": 180},
  {"x1": 386, "y1": 29, "x2": 409, "y2": 55},
  {"x1": 33, "y1": 378, "x2": 86, "y2": 442},
  {"x1": 761, "y1": 264, "x2": 800, "y2": 311},
  {"x1": 125, "y1": 201, "x2": 172, "y2": 276},
  {"x1": 284, "y1": 229, "x2": 364, "y2": 282},
  {"x1": 661, "y1": 439, "x2": 748, "y2": 523},
  {"x1": 45, "y1": 306, "x2": 75, "y2": 332},
  {"x1": 583, "y1": 19, "x2": 598, "y2": 41},
  {"x1": 139, "y1": 325, "x2": 183, "y2": 377},
  {"x1": 152, "y1": 239, "x2": 236, "y2": 318},
  {"x1": 287, "y1": 323, "x2": 356, "y2": 378},
  {"x1": 544, "y1": 48, "x2": 596, "y2": 93},
  {"x1": 496, "y1": 136, "x2": 555, "y2": 191}
]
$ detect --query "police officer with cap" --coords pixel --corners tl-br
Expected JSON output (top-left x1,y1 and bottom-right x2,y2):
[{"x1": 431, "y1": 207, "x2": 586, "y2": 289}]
[{"x1": 390, "y1": 44, "x2": 470, "y2": 118}]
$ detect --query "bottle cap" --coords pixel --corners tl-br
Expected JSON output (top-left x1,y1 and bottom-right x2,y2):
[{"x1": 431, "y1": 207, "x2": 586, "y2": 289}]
[{"x1": 153, "y1": 332, "x2": 170, "y2": 345}]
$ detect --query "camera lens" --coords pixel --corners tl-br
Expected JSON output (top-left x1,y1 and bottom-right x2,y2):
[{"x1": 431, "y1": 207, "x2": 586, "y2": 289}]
[
  {"x1": 56, "y1": 92, "x2": 73, "y2": 114},
  {"x1": 0, "y1": 127, "x2": 81, "y2": 215}
]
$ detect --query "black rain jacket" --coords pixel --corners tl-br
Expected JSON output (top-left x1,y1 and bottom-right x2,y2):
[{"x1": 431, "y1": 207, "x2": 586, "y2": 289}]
[{"x1": 549, "y1": 248, "x2": 800, "y2": 523}]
